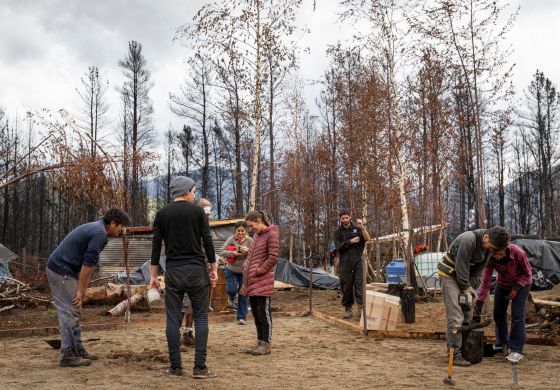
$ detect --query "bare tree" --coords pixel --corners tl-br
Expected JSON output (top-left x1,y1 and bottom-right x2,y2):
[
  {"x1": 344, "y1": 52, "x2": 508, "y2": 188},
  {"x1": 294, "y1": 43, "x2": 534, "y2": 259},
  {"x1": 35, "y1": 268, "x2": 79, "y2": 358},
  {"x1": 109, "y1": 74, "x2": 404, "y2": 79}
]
[
  {"x1": 119, "y1": 40, "x2": 154, "y2": 225},
  {"x1": 75, "y1": 66, "x2": 109, "y2": 156}
]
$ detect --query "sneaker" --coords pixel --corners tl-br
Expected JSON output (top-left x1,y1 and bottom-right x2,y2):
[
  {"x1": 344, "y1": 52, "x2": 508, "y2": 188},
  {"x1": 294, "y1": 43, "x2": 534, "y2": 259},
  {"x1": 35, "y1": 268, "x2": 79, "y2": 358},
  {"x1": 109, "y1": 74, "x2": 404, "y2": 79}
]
[
  {"x1": 238, "y1": 319, "x2": 246, "y2": 325},
  {"x1": 166, "y1": 367, "x2": 183, "y2": 376},
  {"x1": 251, "y1": 341, "x2": 271, "y2": 356},
  {"x1": 246, "y1": 340, "x2": 262, "y2": 354},
  {"x1": 192, "y1": 366, "x2": 217, "y2": 379},
  {"x1": 506, "y1": 352, "x2": 524, "y2": 363},
  {"x1": 60, "y1": 347, "x2": 91, "y2": 367},
  {"x1": 77, "y1": 348, "x2": 98, "y2": 361},
  {"x1": 227, "y1": 300, "x2": 238, "y2": 310},
  {"x1": 492, "y1": 344, "x2": 503, "y2": 353},
  {"x1": 343, "y1": 308, "x2": 353, "y2": 320},
  {"x1": 453, "y1": 355, "x2": 471, "y2": 367}
]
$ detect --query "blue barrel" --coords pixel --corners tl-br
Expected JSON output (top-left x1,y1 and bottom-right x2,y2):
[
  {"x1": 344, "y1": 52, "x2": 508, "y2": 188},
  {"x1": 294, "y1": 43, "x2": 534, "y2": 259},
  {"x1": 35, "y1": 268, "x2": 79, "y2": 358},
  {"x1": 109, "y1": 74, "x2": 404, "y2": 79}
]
[{"x1": 386, "y1": 259, "x2": 407, "y2": 284}]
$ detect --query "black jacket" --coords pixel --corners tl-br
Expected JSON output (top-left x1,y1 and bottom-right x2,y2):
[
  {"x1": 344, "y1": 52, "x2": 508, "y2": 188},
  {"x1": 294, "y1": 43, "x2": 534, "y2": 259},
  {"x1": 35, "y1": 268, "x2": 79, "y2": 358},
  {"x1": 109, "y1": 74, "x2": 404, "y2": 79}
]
[
  {"x1": 151, "y1": 201, "x2": 216, "y2": 268},
  {"x1": 334, "y1": 222, "x2": 366, "y2": 261}
]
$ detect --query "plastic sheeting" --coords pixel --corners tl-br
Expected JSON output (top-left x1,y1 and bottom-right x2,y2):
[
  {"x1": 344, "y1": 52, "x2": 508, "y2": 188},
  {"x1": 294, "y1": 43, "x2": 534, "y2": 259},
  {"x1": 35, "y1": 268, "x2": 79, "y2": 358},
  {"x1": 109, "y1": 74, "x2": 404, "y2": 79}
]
[
  {"x1": 114, "y1": 258, "x2": 166, "y2": 285},
  {"x1": 274, "y1": 258, "x2": 339, "y2": 290},
  {"x1": 0, "y1": 259, "x2": 12, "y2": 279},
  {"x1": 512, "y1": 239, "x2": 560, "y2": 286}
]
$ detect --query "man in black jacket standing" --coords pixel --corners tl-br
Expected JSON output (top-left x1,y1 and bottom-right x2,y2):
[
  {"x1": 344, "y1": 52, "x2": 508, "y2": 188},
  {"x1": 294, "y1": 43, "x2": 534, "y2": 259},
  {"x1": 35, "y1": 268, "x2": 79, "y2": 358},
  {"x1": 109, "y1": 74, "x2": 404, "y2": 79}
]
[
  {"x1": 334, "y1": 210, "x2": 369, "y2": 319},
  {"x1": 149, "y1": 176, "x2": 217, "y2": 379}
]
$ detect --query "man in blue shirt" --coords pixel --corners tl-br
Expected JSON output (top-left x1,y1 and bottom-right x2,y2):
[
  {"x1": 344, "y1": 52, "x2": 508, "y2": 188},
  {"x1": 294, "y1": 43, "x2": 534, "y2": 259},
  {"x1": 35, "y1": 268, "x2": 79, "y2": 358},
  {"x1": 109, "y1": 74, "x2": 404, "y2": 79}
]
[{"x1": 46, "y1": 208, "x2": 130, "y2": 367}]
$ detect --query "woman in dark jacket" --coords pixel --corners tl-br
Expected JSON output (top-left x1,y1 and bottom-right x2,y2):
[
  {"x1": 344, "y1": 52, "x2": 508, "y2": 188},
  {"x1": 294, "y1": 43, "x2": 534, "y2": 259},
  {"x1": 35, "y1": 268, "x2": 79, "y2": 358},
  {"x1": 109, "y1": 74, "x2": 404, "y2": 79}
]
[
  {"x1": 240, "y1": 211, "x2": 279, "y2": 356},
  {"x1": 219, "y1": 221, "x2": 252, "y2": 324}
]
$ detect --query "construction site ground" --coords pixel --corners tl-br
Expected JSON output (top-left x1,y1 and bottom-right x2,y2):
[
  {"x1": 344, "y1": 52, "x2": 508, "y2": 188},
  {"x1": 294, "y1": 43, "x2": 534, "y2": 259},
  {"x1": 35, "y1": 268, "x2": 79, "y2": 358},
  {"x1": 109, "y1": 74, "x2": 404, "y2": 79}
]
[{"x1": 1, "y1": 285, "x2": 560, "y2": 389}]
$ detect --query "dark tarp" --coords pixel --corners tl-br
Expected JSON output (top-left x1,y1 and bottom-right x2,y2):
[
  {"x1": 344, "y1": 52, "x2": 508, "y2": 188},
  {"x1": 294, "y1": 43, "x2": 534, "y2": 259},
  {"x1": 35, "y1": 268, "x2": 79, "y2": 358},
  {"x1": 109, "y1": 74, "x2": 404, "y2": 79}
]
[
  {"x1": 114, "y1": 258, "x2": 167, "y2": 285},
  {"x1": 274, "y1": 258, "x2": 339, "y2": 290},
  {"x1": 512, "y1": 239, "x2": 560, "y2": 286}
]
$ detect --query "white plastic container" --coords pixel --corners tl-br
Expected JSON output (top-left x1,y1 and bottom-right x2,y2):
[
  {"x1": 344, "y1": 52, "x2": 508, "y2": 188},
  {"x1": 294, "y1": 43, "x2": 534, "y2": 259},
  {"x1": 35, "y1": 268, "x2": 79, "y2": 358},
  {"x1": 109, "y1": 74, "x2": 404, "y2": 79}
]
[{"x1": 147, "y1": 288, "x2": 162, "y2": 306}]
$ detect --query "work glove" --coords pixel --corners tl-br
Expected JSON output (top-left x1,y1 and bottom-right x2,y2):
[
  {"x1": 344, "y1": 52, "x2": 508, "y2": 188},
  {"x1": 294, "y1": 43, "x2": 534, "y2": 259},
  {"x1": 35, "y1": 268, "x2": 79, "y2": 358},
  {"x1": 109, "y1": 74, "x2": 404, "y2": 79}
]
[
  {"x1": 462, "y1": 286, "x2": 477, "y2": 306},
  {"x1": 507, "y1": 284, "x2": 521, "y2": 300}
]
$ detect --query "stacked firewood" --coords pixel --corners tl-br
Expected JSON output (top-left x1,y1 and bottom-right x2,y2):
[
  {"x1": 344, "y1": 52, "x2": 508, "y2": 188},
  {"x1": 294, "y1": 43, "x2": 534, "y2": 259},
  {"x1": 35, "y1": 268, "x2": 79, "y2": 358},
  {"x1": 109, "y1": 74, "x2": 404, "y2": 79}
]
[{"x1": 0, "y1": 277, "x2": 51, "y2": 312}]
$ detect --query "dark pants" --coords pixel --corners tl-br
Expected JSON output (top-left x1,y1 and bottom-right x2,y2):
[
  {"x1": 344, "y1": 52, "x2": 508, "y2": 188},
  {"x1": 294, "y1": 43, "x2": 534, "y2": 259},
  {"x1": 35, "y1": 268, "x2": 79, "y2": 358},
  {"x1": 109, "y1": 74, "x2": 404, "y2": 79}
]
[
  {"x1": 249, "y1": 296, "x2": 272, "y2": 343},
  {"x1": 165, "y1": 263, "x2": 209, "y2": 369},
  {"x1": 339, "y1": 256, "x2": 363, "y2": 308},
  {"x1": 225, "y1": 268, "x2": 248, "y2": 321},
  {"x1": 494, "y1": 284, "x2": 530, "y2": 353}
]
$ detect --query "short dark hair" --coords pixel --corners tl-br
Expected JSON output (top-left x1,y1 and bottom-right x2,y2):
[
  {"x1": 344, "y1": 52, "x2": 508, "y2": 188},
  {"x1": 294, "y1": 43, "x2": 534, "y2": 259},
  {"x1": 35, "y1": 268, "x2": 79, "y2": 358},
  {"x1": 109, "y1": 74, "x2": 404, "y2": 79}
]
[
  {"x1": 487, "y1": 226, "x2": 510, "y2": 250},
  {"x1": 103, "y1": 208, "x2": 131, "y2": 226},
  {"x1": 339, "y1": 209, "x2": 351, "y2": 217},
  {"x1": 234, "y1": 221, "x2": 247, "y2": 230}
]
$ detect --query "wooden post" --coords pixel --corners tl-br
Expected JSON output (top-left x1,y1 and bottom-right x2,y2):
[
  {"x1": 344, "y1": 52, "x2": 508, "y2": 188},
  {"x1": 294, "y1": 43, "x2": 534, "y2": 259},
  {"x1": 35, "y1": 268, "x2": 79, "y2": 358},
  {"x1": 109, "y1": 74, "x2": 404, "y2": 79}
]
[
  {"x1": 122, "y1": 230, "x2": 131, "y2": 322},
  {"x1": 375, "y1": 239, "x2": 381, "y2": 282},
  {"x1": 362, "y1": 249, "x2": 368, "y2": 335},
  {"x1": 308, "y1": 257, "x2": 313, "y2": 313}
]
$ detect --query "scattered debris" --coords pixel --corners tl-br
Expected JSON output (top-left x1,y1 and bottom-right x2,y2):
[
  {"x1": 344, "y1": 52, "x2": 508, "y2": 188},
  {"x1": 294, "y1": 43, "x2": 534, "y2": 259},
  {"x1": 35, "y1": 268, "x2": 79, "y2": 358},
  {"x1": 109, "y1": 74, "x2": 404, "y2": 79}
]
[{"x1": 0, "y1": 277, "x2": 50, "y2": 310}]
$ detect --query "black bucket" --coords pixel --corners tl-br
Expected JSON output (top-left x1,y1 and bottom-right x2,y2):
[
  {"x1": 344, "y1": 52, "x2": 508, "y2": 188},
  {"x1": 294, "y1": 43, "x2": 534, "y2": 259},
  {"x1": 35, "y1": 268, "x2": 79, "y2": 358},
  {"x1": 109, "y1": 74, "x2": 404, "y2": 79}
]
[
  {"x1": 401, "y1": 286, "x2": 416, "y2": 323},
  {"x1": 462, "y1": 330, "x2": 485, "y2": 364}
]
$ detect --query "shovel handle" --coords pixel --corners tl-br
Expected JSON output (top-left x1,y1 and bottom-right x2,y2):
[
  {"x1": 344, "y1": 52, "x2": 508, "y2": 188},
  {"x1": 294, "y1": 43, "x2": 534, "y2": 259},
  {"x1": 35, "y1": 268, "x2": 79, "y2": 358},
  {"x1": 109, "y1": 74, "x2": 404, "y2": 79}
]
[{"x1": 448, "y1": 347, "x2": 454, "y2": 378}]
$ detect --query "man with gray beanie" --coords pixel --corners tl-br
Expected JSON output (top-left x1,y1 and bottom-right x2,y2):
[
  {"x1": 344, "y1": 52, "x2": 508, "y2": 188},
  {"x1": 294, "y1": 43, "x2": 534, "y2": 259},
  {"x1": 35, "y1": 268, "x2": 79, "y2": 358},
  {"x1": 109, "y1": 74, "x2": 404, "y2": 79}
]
[{"x1": 149, "y1": 176, "x2": 218, "y2": 379}]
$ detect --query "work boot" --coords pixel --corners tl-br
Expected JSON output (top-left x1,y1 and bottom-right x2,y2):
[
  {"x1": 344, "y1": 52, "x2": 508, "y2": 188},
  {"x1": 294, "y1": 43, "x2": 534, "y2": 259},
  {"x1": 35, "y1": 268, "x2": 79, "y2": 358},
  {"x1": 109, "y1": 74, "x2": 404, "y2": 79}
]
[
  {"x1": 453, "y1": 354, "x2": 471, "y2": 367},
  {"x1": 246, "y1": 340, "x2": 262, "y2": 354},
  {"x1": 182, "y1": 331, "x2": 195, "y2": 346},
  {"x1": 192, "y1": 366, "x2": 217, "y2": 379},
  {"x1": 77, "y1": 347, "x2": 98, "y2": 360},
  {"x1": 60, "y1": 347, "x2": 91, "y2": 367},
  {"x1": 343, "y1": 307, "x2": 353, "y2": 320},
  {"x1": 251, "y1": 341, "x2": 271, "y2": 356},
  {"x1": 166, "y1": 367, "x2": 183, "y2": 376}
]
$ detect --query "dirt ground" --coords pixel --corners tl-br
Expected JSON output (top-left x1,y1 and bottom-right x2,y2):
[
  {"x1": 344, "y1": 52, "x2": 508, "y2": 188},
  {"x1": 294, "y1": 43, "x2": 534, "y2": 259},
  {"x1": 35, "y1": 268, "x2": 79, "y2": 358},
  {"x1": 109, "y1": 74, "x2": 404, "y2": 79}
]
[{"x1": 1, "y1": 315, "x2": 559, "y2": 390}]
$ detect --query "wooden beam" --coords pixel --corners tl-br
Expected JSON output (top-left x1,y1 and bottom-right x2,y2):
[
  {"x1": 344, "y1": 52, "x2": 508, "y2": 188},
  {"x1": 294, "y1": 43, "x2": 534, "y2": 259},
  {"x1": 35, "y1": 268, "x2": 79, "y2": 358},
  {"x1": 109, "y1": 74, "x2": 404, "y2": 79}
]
[{"x1": 310, "y1": 310, "x2": 560, "y2": 346}]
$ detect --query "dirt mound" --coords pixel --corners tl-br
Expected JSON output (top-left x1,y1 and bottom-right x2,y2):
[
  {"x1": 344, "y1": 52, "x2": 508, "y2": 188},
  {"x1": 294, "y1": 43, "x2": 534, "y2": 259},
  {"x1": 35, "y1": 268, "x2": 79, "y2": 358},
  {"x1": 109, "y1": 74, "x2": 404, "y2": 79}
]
[{"x1": 106, "y1": 348, "x2": 168, "y2": 363}]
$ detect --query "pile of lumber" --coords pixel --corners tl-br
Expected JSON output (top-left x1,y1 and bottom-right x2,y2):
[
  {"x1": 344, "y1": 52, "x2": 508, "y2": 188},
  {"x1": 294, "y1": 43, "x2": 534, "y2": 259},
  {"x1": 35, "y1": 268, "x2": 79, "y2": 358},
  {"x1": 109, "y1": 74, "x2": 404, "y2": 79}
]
[
  {"x1": 527, "y1": 294, "x2": 560, "y2": 338},
  {"x1": 0, "y1": 277, "x2": 50, "y2": 312}
]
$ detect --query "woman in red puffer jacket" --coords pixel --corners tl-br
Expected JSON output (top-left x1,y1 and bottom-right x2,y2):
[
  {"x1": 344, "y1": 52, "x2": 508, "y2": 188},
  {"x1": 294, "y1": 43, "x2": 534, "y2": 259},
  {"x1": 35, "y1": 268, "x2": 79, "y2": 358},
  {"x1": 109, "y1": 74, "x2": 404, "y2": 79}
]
[{"x1": 240, "y1": 210, "x2": 279, "y2": 356}]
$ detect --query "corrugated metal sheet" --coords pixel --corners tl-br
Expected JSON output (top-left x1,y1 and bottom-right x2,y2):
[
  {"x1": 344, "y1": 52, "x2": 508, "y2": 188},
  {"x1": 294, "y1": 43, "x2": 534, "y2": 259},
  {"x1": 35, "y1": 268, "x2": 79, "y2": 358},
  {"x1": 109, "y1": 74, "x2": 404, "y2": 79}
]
[
  {"x1": 0, "y1": 243, "x2": 18, "y2": 262},
  {"x1": 98, "y1": 219, "x2": 240, "y2": 278}
]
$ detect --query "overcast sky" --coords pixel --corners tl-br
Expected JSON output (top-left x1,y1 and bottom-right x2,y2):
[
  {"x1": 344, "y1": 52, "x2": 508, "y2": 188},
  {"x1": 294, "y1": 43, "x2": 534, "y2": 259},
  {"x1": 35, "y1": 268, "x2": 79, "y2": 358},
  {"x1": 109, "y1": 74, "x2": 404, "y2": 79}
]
[{"x1": 1, "y1": 0, "x2": 559, "y2": 149}]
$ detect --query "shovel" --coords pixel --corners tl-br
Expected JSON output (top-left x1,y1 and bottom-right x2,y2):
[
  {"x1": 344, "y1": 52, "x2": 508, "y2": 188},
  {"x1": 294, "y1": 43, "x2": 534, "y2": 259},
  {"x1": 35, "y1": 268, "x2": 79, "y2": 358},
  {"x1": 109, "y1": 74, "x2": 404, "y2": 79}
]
[{"x1": 45, "y1": 338, "x2": 101, "y2": 349}]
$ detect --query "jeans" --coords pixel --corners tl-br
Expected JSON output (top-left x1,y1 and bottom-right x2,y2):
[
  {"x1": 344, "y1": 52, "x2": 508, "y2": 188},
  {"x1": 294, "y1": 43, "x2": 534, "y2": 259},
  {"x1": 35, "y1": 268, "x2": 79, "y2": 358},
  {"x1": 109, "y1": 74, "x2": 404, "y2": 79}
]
[
  {"x1": 225, "y1": 268, "x2": 247, "y2": 320},
  {"x1": 339, "y1": 256, "x2": 363, "y2": 308},
  {"x1": 442, "y1": 276, "x2": 464, "y2": 354},
  {"x1": 164, "y1": 262, "x2": 210, "y2": 369},
  {"x1": 493, "y1": 284, "x2": 530, "y2": 353},
  {"x1": 249, "y1": 296, "x2": 272, "y2": 343},
  {"x1": 47, "y1": 268, "x2": 83, "y2": 358}
]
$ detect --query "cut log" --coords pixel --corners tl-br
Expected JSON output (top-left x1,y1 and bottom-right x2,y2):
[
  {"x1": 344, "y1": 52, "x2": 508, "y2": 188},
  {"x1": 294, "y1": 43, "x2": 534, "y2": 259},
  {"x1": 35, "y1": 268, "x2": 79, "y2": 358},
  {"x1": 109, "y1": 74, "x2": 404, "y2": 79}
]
[
  {"x1": 106, "y1": 292, "x2": 144, "y2": 317},
  {"x1": 532, "y1": 298, "x2": 560, "y2": 308}
]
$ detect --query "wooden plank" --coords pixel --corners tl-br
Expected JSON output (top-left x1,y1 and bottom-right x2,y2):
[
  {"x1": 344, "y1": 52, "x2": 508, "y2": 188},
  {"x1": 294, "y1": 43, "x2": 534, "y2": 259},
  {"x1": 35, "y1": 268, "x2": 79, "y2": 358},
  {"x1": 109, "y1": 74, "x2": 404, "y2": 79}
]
[
  {"x1": 0, "y1": 323, "x2": 119, "y2": 339},
  {"x1": 310, "y1": 310, "x2": 560, "y2": 346},
  {"x1": 274, "y1": 281, "x2": 297, "y2": 289}
]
